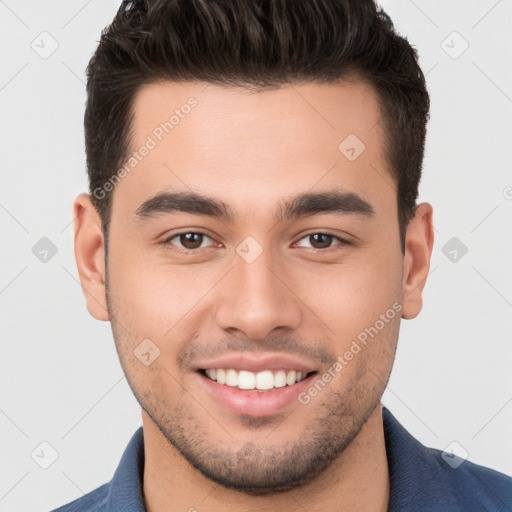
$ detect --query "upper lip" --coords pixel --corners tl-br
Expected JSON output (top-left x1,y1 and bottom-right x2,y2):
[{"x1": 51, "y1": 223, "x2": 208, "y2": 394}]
[{"x1": 194, "y1": 353, "x2": 318, "y2": 374}]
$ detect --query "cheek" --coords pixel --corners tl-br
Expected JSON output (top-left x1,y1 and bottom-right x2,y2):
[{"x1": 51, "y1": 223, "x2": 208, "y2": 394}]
[
  {"x1": 108, "y1": 244, "x2": 192, "y2": 323},
  {"x1": 107, "y1": 250, "x2": 217, "y2": 361},
  {"x1": 300, "y1": 251, "x2": 402, "y2": 330}
]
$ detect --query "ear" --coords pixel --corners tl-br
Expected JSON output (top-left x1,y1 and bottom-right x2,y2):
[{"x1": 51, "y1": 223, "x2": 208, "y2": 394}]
[
  {"x1": 73, "y1": 193, "x2": 110, "y2": 321},
  {"x1": 401, "y1": 202, "x2": 434, "y2": 320}
]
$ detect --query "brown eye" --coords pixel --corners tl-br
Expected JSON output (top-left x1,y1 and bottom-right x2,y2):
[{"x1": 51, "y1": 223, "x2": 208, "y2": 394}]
[
  {"x1": 309, "y1": 233, "x2": 333, "y2": 249},
  {"x1": 178, "y1": 233, "x2": 204, "y2": 249},
  {"x1": 162, "y1": 232, "x2": 214, "y2": 252},
  {"x1": 295, "y1": 232, "x2": 350, "y2": 251}
]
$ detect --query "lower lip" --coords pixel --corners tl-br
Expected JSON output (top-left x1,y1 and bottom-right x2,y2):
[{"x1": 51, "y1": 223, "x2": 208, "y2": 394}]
[{"x1": 196, "y1": 372, "x2": 315, "y2": 417}]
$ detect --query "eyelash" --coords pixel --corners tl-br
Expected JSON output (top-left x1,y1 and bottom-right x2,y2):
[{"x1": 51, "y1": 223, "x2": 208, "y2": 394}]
[{"x1": 160, "y1": 231, "x2": 351, "y2": 254}]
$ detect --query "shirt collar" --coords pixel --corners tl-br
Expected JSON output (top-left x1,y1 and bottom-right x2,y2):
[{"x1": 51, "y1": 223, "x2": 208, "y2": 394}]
[
  {"x1": 106, "y1": 423, "x2": 146, "y2": 512},
  {"x1": 382, "y1": 406, "x2": 459, "y2": 512}
]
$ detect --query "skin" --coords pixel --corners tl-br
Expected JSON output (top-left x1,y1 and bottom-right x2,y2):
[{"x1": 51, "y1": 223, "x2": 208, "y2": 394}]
[{"x1": 73, "y1": 79, "x2": 434, "y2": 512}]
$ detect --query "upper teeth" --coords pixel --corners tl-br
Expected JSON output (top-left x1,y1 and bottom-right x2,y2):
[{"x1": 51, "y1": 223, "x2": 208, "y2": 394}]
[{"x1": 204, "y1": 369, "x2": 307, "y2": 390}]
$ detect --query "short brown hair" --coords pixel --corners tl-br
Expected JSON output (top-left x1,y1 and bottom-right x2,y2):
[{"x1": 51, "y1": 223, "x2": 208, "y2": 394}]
[{"x1": 85, "y1": 0, "x2": 430, "y2": 254}]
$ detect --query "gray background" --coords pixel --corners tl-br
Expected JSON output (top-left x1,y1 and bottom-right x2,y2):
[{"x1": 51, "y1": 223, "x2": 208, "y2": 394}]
[{"x1": 1, "y1": 1, "x2": 511, "y2": 511}]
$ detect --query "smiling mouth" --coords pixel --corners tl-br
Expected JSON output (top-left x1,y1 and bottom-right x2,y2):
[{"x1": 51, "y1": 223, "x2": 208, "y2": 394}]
[{"x1": 198, "y1": 368, "x2": 318, "y2": 391}]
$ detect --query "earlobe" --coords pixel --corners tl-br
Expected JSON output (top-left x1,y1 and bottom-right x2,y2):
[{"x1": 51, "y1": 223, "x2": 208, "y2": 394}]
[
  {"x1": 73, "y1": 193, "x2": 110, "y2": 321},
  {"x1": 401, "y1": 202, "x2": 434, "y2": 320}
]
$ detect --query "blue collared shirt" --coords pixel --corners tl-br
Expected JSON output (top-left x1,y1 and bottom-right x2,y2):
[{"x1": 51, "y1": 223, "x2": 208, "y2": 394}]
[{"x1": 51, "y1": 406, "x2": 512, "y2": 511}]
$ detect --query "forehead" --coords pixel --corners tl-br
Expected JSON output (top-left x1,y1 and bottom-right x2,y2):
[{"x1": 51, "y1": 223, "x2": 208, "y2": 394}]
[{"x1": 112, "y1": 79, "x2": 394, "y2": 224}]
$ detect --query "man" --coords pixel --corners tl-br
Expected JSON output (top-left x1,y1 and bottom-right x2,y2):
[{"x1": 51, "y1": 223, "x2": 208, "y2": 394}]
[{"x1": 53, "y1": 0, "x2": 512, "y2": 510}]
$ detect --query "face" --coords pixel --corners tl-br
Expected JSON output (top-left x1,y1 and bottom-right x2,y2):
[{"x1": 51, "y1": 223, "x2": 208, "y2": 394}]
[{"x1": 77, "y1": 79, "x2": 432, "y2": 494}]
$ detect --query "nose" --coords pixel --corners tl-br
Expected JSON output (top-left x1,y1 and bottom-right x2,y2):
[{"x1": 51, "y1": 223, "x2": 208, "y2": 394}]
[{"x1": 214, "y1": 245, "x2": 303, "y2": 341}]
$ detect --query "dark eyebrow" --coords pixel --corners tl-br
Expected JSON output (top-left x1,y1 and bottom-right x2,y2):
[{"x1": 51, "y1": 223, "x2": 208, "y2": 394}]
[
  {"x1": 134, "y1": 189, "x2": 374, "y2": 225},
  {"x1": 279, "y1": 190, "x2": 374, "y2": 221},
  {"x1": 135, "y1": 192, "x2": 235, "y2": 223}
]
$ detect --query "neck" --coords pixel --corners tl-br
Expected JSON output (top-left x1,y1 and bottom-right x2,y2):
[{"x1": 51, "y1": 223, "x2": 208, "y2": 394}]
[{"x1": 142, "y1": 404, "x2": 390, "y2": 512}]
